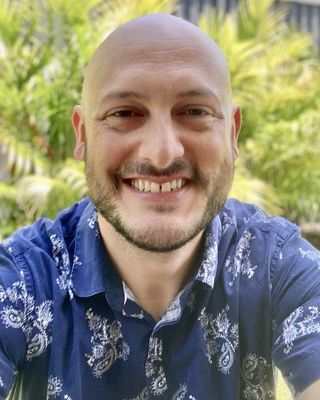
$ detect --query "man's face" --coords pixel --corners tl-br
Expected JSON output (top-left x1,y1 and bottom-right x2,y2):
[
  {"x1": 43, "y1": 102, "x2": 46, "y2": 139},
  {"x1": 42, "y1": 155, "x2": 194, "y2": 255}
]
[{"x1": 73, "y1": 21, "x2": 240, "y2": 252}]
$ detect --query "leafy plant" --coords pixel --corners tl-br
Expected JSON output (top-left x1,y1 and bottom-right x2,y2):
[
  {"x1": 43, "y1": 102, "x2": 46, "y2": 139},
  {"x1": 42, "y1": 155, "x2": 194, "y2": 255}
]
[{"x1": 199, "y1": 0, "x2": 320, "y2": 226}]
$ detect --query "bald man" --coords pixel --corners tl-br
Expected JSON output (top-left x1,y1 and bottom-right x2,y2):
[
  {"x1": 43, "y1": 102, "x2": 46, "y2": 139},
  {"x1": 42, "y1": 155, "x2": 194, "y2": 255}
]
[{"x1": 0, "y1": 14, "x2": 320, "y2": 400}]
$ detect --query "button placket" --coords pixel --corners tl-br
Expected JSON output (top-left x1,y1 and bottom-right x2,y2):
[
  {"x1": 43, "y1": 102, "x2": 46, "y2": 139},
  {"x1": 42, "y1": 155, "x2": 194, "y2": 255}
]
[{"x1": 145, "y1": 335, "x2": 168, "y2": 398}]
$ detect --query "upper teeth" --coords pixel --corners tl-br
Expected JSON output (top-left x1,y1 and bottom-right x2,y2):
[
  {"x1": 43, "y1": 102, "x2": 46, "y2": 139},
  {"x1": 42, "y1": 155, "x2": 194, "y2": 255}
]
[{"x1": 131, "y1": 179, "x2": 185, "y2": 193}]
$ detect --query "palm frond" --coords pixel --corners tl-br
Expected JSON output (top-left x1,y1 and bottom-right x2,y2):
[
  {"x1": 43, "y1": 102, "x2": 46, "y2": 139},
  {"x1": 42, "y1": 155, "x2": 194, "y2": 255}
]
[
  {"x1": 0, "y1": 130, "x2": 49, "y2": 178},
  {"x1": 0, "y1": 182, "x2": 17, "y2": 223},
  {"x1": 237, "y1": 0, "x2": 289, "y2": 41},
  {"x1": 101, "y1": 0, "x2": 176, "y2": 34},
  {"x1": 56, "y1": 159, "x2": 87, "y2": 198},
  {"x1": 230, "y1": 160, "x2": 282, "y2": 216},
  {"x1": 0, "y1": 182, "x2": 25, "y2": 239},
  {"x1": 0, "y1": 0, "x2": 26, "y2": 47},
  {"x1": 15, "y1": 173, "x2": 83, "y2": 221},
  {"x1": 244, "y1": 110, "x2": 320, "y2": 222}
]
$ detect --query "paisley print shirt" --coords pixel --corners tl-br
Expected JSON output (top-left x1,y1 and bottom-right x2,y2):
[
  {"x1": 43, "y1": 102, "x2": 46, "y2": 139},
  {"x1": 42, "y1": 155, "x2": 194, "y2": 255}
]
[{"x1": 0, "y1": 198, "x2": 319, "y2": 400}]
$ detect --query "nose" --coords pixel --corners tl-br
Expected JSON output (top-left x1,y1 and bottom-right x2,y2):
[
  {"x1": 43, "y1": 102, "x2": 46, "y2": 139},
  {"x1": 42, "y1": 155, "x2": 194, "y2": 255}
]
[{"x1": 137, "y1": 114, "x2": 185, "y2": 169}]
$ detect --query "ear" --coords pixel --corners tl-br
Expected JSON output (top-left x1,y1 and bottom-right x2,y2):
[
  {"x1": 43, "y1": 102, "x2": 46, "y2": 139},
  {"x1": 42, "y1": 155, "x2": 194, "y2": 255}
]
[
  {"x1": 72, "y1": 105, "x2": 86, "y2": 161},
  {"x1": 231, "y1": 104, "x2": 242, "y2": 161}
]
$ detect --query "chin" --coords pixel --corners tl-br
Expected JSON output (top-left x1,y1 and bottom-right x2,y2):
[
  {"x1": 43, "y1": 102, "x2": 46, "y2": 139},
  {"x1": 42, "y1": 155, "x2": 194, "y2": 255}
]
[{"x1": 108, "y1": 215, "x2": 206, "y2": 252}]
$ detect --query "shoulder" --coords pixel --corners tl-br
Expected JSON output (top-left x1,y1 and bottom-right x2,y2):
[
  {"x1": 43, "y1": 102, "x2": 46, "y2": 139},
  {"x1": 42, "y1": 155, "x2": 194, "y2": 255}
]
[
  {"x1": 223, "y1": 201, "x2": 320, "y2": 312},
  {"x1": 0, "y1": 198, "x2": 90, "y2": 292},
  {"x1": 222, "y1": 198, "x2": 298, "y2": 237},
  {"x1": 221, "y1": 198, "x2": 300, "y2": 252},
  {"x1": 1, "y1": 198, "x2": 90, "y2": 256},
  {"x1": 218, "y1": 199, "x2": 317, "y2": 290}
]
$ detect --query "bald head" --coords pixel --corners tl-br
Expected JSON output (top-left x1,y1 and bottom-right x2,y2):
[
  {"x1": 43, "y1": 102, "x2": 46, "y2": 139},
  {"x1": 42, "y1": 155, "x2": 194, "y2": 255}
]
[
  {"x1": 72, "y1": 14, "x2": 241, "y2": 251},
  {"x1": 81, "y1": 14, "x2": 232, "y2": 117}
]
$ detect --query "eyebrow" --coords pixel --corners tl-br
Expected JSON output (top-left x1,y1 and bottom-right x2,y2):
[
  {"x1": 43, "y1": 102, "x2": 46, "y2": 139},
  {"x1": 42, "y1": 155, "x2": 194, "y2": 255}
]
[
  {"x1": 176, "y1": 88, "x2": 221, "y2": 103},
  {"x1": 100, "y1": 87, "x2": 221, "y2": 103},
  {"x1": 101, "y1": 90, "x2": 149, "y2": 102}
]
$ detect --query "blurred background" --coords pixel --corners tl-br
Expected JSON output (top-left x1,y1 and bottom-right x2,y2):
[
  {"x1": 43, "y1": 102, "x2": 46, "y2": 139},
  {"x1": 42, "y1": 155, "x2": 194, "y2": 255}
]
[{"x1": 0, "y1": 0, "x2": 319, "y2": 250}]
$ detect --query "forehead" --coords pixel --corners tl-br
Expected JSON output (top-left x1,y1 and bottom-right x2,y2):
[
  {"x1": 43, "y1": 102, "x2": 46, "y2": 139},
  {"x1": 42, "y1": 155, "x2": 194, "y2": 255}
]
[
  {"x1": 100, "y1": 46, "x2": 220, "y2": 88},
  {"x1": 83, "y1": 18, "x2": 230, "y2": 109}
]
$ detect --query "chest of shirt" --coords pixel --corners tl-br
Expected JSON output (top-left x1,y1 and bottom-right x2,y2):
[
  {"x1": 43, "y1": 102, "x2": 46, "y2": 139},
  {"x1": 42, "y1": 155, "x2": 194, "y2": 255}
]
[{"x1": 12, "y1": 275, "x2": 275, "y2": 400}]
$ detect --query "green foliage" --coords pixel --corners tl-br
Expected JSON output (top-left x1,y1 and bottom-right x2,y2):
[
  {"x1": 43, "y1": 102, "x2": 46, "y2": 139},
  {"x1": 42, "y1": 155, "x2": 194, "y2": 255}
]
[
  {"x1": 0, "y1": 182, "x2": 25, "y2": 238},
  {"x1": 244, "y1": 110, "x2": 320, "y2": 222},
  {"x1": 199, "y1": 0, "x2": 318, "y2": 140},
  {"x1": 15, "y1": 159, "x2": 87, "y2": 221},
  {"x1": 0, "y1": 129, "x2": 49, "y2": 177},
  {"x1": 230, "y1": 159, "x2": 282, "y2": 216},
  {"x1": 199, "y1": 0, "x2": 320, "y2": 225}
]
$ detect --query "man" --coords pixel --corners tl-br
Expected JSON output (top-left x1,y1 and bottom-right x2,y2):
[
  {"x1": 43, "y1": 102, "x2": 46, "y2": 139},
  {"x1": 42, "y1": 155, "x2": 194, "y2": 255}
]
[{"x1": 0, "y1": 13, "x2": 319, "y2": 400}]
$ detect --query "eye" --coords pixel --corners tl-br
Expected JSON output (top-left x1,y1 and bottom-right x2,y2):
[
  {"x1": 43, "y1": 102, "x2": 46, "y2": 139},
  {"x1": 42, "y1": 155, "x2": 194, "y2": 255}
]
[
  {"x1": 183, "y1": 108, "x2": 210, "y2": 116},
  {"x1": 176, "y1": 105, "x2": 223, "y2": 132},
  {"x1": 110, "y1": 109, "x2": 142, "y2": 118},
  {"x1": 103, "y1": 108, "x2": 146, "y2": 132}
]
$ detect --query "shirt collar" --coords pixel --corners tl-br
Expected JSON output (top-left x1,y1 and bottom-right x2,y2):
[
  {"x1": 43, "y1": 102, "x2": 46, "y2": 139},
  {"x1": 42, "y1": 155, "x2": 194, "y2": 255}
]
[
  {"x1": 194, "y1": 214, "x2": 222, "y2": 289},
  {"x1": 71, "y1": 199, "x2": 236, "y2": 306},
  {"x1": 71, "y1": 200, "x2": 124, "y2": 311}
]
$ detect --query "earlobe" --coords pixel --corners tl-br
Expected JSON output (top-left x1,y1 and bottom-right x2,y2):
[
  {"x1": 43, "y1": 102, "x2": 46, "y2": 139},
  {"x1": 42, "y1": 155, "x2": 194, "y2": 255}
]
[
  {"x1": 72, "y1": 105, "x2": 86, "y2": 161},
  {"x1": 231, "y1": 105, "x2": 242, "y2": 160}
]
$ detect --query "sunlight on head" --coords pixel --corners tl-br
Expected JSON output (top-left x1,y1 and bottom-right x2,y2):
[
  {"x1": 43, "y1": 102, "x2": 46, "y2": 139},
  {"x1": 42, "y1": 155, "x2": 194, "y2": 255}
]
[{"x1": 81, "y1": 13, "x2": 233, "y2": 121}]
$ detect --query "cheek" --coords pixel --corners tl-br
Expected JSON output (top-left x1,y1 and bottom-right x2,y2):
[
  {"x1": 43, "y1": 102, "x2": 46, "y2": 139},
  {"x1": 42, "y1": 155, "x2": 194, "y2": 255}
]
[
  {"x1": 189, "y1": 134, "x2": 228, "y2": 172},
  {"x1": 87, "y1": 130, "x2": 136, "y2": 170}
]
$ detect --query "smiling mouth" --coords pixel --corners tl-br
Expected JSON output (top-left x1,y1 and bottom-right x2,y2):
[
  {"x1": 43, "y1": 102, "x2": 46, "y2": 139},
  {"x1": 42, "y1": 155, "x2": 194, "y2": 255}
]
[{"x1": 126, "y1": 178, "x2": 187, "y2": 193}]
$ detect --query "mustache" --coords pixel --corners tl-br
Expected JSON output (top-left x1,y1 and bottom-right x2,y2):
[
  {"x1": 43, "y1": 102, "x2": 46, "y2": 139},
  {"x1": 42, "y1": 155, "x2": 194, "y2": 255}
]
[{"x1": 115, "y1": 159, "x2": 201, "y2": 181}]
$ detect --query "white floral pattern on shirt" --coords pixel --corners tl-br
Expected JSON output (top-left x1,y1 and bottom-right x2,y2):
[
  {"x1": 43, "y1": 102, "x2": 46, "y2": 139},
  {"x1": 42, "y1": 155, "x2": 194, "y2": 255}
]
[
  {"x1": 72, "y1": 254, "x2": 82, "y2": 267},
  {"x1": 221, "y1": 212, "x2": 236, "y2": 234},
  {"x1": 299, "y1": 247, "x2": 320, "y2": 269},
  {"x1": 50, "y1": 234, "x2": 73, "y2": 299},
  {"x1": 275, "y1": 305, "x2": 320, "y2": 354},
  {"x1": 47, "y1": 375, "x2": 73, "y2": 400},
  {"x1": 87, "y1": 211, "x2": 97, "y2": 229},
  {"x1": 197, "y1": 235, "x2": 218, "y2": 288},
  {"x1": 171, "y1": 384, "x2": 189, "y2": 400},
  {"x1": 124, "y1": 381, "x2": 197, "y2": 399},
  {"x1": 225, "y1": 230, "x2": 257, "y2": 286},
  {"x1": 1, "y1": 237, "x2": 14, "y2": 254},
  {"x1": 0, "y1": 280, "x2": 53, "y2": 360},
  {"x1": 85, "y1": 308, "x2": 130, "y2": 378},
  {"x1": 47, "y1": 375, "x2": 63, "y2": 399},
  {"x1": 145, "y1": 337, "x2": 168, "y2": 396},
  {"x1": 241, "y1": 353, "x2": 274, "y2": 400},
  {"x1": 87, "y1": 209, "x2": 100, "y2": 236},
  {"x1": 199, "y1": 305, "x2": 239, "y2": 374}
]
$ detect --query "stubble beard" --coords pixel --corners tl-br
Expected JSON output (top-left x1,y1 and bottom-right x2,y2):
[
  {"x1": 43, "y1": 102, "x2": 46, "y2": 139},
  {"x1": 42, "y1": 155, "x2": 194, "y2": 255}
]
[{"x1": 85, "y1": 157, "x2": 234, "y2": 253}]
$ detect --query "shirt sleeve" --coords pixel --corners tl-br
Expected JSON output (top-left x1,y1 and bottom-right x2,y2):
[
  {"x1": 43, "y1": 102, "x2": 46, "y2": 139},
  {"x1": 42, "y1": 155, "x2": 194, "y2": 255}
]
[
  {"x1": 271, "y1": 229, "x2": 320, "y2": 398},
  {"x1": 0, "y1": 246, "x2": 28, "y2": 399}
]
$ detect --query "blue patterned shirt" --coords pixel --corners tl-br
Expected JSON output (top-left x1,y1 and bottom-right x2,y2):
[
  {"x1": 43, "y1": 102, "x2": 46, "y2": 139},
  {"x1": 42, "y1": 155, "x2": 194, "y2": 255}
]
[{"x1": 0, "y1": 198, "x2": 320, "y2": 400}]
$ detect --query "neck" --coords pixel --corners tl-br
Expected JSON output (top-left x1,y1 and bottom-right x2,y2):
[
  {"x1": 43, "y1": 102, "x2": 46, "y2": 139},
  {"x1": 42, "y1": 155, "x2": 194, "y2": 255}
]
[{"x1": 98, "y1": 214, "x2": 204, "y2": 321}]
